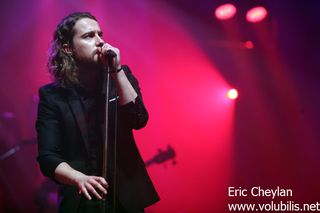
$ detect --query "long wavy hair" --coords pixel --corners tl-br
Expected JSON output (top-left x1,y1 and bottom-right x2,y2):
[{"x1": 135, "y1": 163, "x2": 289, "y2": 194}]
[{"x1": 48, "y1": 12, "x2": 97, "y2": 87}]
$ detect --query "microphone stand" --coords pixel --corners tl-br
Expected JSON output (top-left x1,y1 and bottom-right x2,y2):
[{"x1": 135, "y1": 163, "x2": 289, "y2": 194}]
[
  {"x1": 101, "y1": 64, "x2": 110, "y2": 213},
  {"x1": 101, "y1": 55, "x2": 117, "y2": 213}
]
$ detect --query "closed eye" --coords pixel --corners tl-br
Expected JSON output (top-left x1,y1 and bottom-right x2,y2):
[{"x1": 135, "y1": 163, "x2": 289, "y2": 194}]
[
  {"x1": 83, "y1": 32, "x2": 95, "y2": 38},
  {"x1": 82, "y1": 31, "x2": 103, "y2": 39}
]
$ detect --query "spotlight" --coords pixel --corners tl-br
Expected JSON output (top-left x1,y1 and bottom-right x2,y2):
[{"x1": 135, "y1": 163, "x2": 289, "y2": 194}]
[
  {"x1": 244, "y1": 40, "x2": 254, "y2": 49},
  {"x1": 246, "y1": 6, "x2": 268, "y2": 23},
  {"x1": 227, "y1": 89, "x2": 238, "y2": 100},
  {"x1": 215, "y1": 3, "x2": 237, "y2": 20}
]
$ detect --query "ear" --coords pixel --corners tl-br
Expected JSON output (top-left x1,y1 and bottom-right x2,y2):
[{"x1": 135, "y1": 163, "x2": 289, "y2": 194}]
[{"x1": 63, "y1": 44, "x2": 73, "y2": 55}]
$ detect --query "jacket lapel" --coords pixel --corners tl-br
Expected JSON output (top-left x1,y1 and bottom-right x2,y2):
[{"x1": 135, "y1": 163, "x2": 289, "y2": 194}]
[{"x1": 65, "y1": 88, "x2": 90, "y2": 155}]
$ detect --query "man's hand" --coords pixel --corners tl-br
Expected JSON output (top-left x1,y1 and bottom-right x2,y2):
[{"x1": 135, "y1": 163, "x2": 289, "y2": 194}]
[
  {"x1": 54, "y1": 162, "x2": 108, "y2": 200},
  {"x1": 75, "y1": 174, "x2": 108, "y2": 200},
  {"x1": 102, "y1": 43, "x2": 121, "y2": 70}
]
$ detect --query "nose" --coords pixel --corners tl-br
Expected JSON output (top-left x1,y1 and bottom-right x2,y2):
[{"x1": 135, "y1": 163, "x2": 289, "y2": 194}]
[{"x1": 96, "y1": 35, "x2": 104, "y2": 47}]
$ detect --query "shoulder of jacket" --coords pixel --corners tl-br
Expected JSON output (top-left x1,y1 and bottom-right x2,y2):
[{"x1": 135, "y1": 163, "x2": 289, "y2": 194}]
[{"x1": 39, "y1": 82, "x2": 68, "y2": 97}]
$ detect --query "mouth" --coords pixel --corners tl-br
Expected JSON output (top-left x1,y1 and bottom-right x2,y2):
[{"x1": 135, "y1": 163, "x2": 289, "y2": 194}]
[
  {"x1": 95, "y1": 48, "x2": 103, "y2": 55},
  {"x1": 97, "y1": 52, "x2": 105, "y2": 64}
]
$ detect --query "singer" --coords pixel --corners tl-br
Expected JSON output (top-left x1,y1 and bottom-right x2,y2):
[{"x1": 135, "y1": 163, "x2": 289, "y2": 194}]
[{"x1": 36, "y1": 12, "x2": 159, "y2": 213}]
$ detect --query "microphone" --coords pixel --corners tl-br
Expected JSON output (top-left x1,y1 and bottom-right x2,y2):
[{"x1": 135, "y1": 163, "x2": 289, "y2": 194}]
[
  {"x1": 105, "y1": 49, "x2": 117, "y2": 58},
  {"x1": 99, "y1": 49, "x2": 118, "y2": 73},
  {"x1": 105, "y1": 50, "x2": 117, "y2": 67}
]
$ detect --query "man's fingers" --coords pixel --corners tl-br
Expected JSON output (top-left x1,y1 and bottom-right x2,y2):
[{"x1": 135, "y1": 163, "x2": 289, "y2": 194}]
[
  {"x1": 80, "y1": 186, "x2": 92, "y2": 200},
  {"x1": 90, "y1": 178, "x2": 107, "y2": 195},
  {"x1": 86, "y1": 182, "x2": 102, "y2": 200},
  {"x1": 97, "y1": 183, "x2": 108, "y2": 195},
  {"x1": 78, "y1": 176, "x2": 109, "y2": 200},
  {"x1": 102, "y1": 43, "x2": 119, "y2": 55},
  {"x1": 94, "y1": 176, "x2": 109, "y2": 188}
]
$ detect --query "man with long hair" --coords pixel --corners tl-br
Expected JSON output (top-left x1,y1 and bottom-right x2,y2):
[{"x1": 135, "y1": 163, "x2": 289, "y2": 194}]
[{"x1": 36, "y1": 12, "x2": 159, "y2": 213}]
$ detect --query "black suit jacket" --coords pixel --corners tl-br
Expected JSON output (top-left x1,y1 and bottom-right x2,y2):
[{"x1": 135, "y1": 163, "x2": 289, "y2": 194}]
[{"x1": 36, "y1": 65, "x2": 159, "y2": 213}]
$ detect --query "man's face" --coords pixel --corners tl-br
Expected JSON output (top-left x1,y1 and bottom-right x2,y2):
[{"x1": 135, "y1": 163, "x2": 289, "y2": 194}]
[{"x1": 71, "y1": 18, "x2": 104, "y2": 65}]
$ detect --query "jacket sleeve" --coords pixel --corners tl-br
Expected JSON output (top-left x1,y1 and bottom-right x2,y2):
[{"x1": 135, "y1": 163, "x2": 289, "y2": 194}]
[
  {"x1": 36, "y1": 86, "x2": 65, "y2": 179},
  {"x1": 119, "y1": 65, "x2": 149, "y2": 130}
]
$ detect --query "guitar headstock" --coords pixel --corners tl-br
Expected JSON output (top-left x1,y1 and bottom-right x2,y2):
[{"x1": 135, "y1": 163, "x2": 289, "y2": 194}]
[{"x1": 145, "y1": 145, "x2": 176, "y2": 167}]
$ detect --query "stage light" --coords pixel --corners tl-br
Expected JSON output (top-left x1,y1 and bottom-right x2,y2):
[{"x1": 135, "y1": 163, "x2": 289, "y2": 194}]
[
  {"x1": 215, "y1": 3, "x2": 237, "y2": 20},
  {"x1": 227, "y1": 89, "x2": 238, "y2": 100},
  {"x1": 246, "y1": 6, "x2": 268, "y2": 23},
  {"x1": 244, "y1": 40, "x2": 254, "y2": 49}
]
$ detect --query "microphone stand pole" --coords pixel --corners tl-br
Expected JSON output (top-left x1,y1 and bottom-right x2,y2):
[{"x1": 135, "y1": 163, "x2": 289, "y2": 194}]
[
  {"x1": 101, "y1": 64, "x2": 111, "y2": 213},
  {"x1": 101, "y1": 52, "x2": 119, "y2": 213}
]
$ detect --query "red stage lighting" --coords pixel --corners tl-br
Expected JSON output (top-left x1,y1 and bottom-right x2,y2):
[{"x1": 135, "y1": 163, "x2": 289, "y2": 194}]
[
  {"x1": 244, "y1": 40, "x2": 254, "y2": 49},
  {"x1": 215, "y1": 3, "x2": 237, "y2": 20},
  {"x1": 246, "y1": 6, "x2": 268, "y2": 23},
  {"x1": 227, "y1": 89, "x2": 238, "y2": 100}
]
